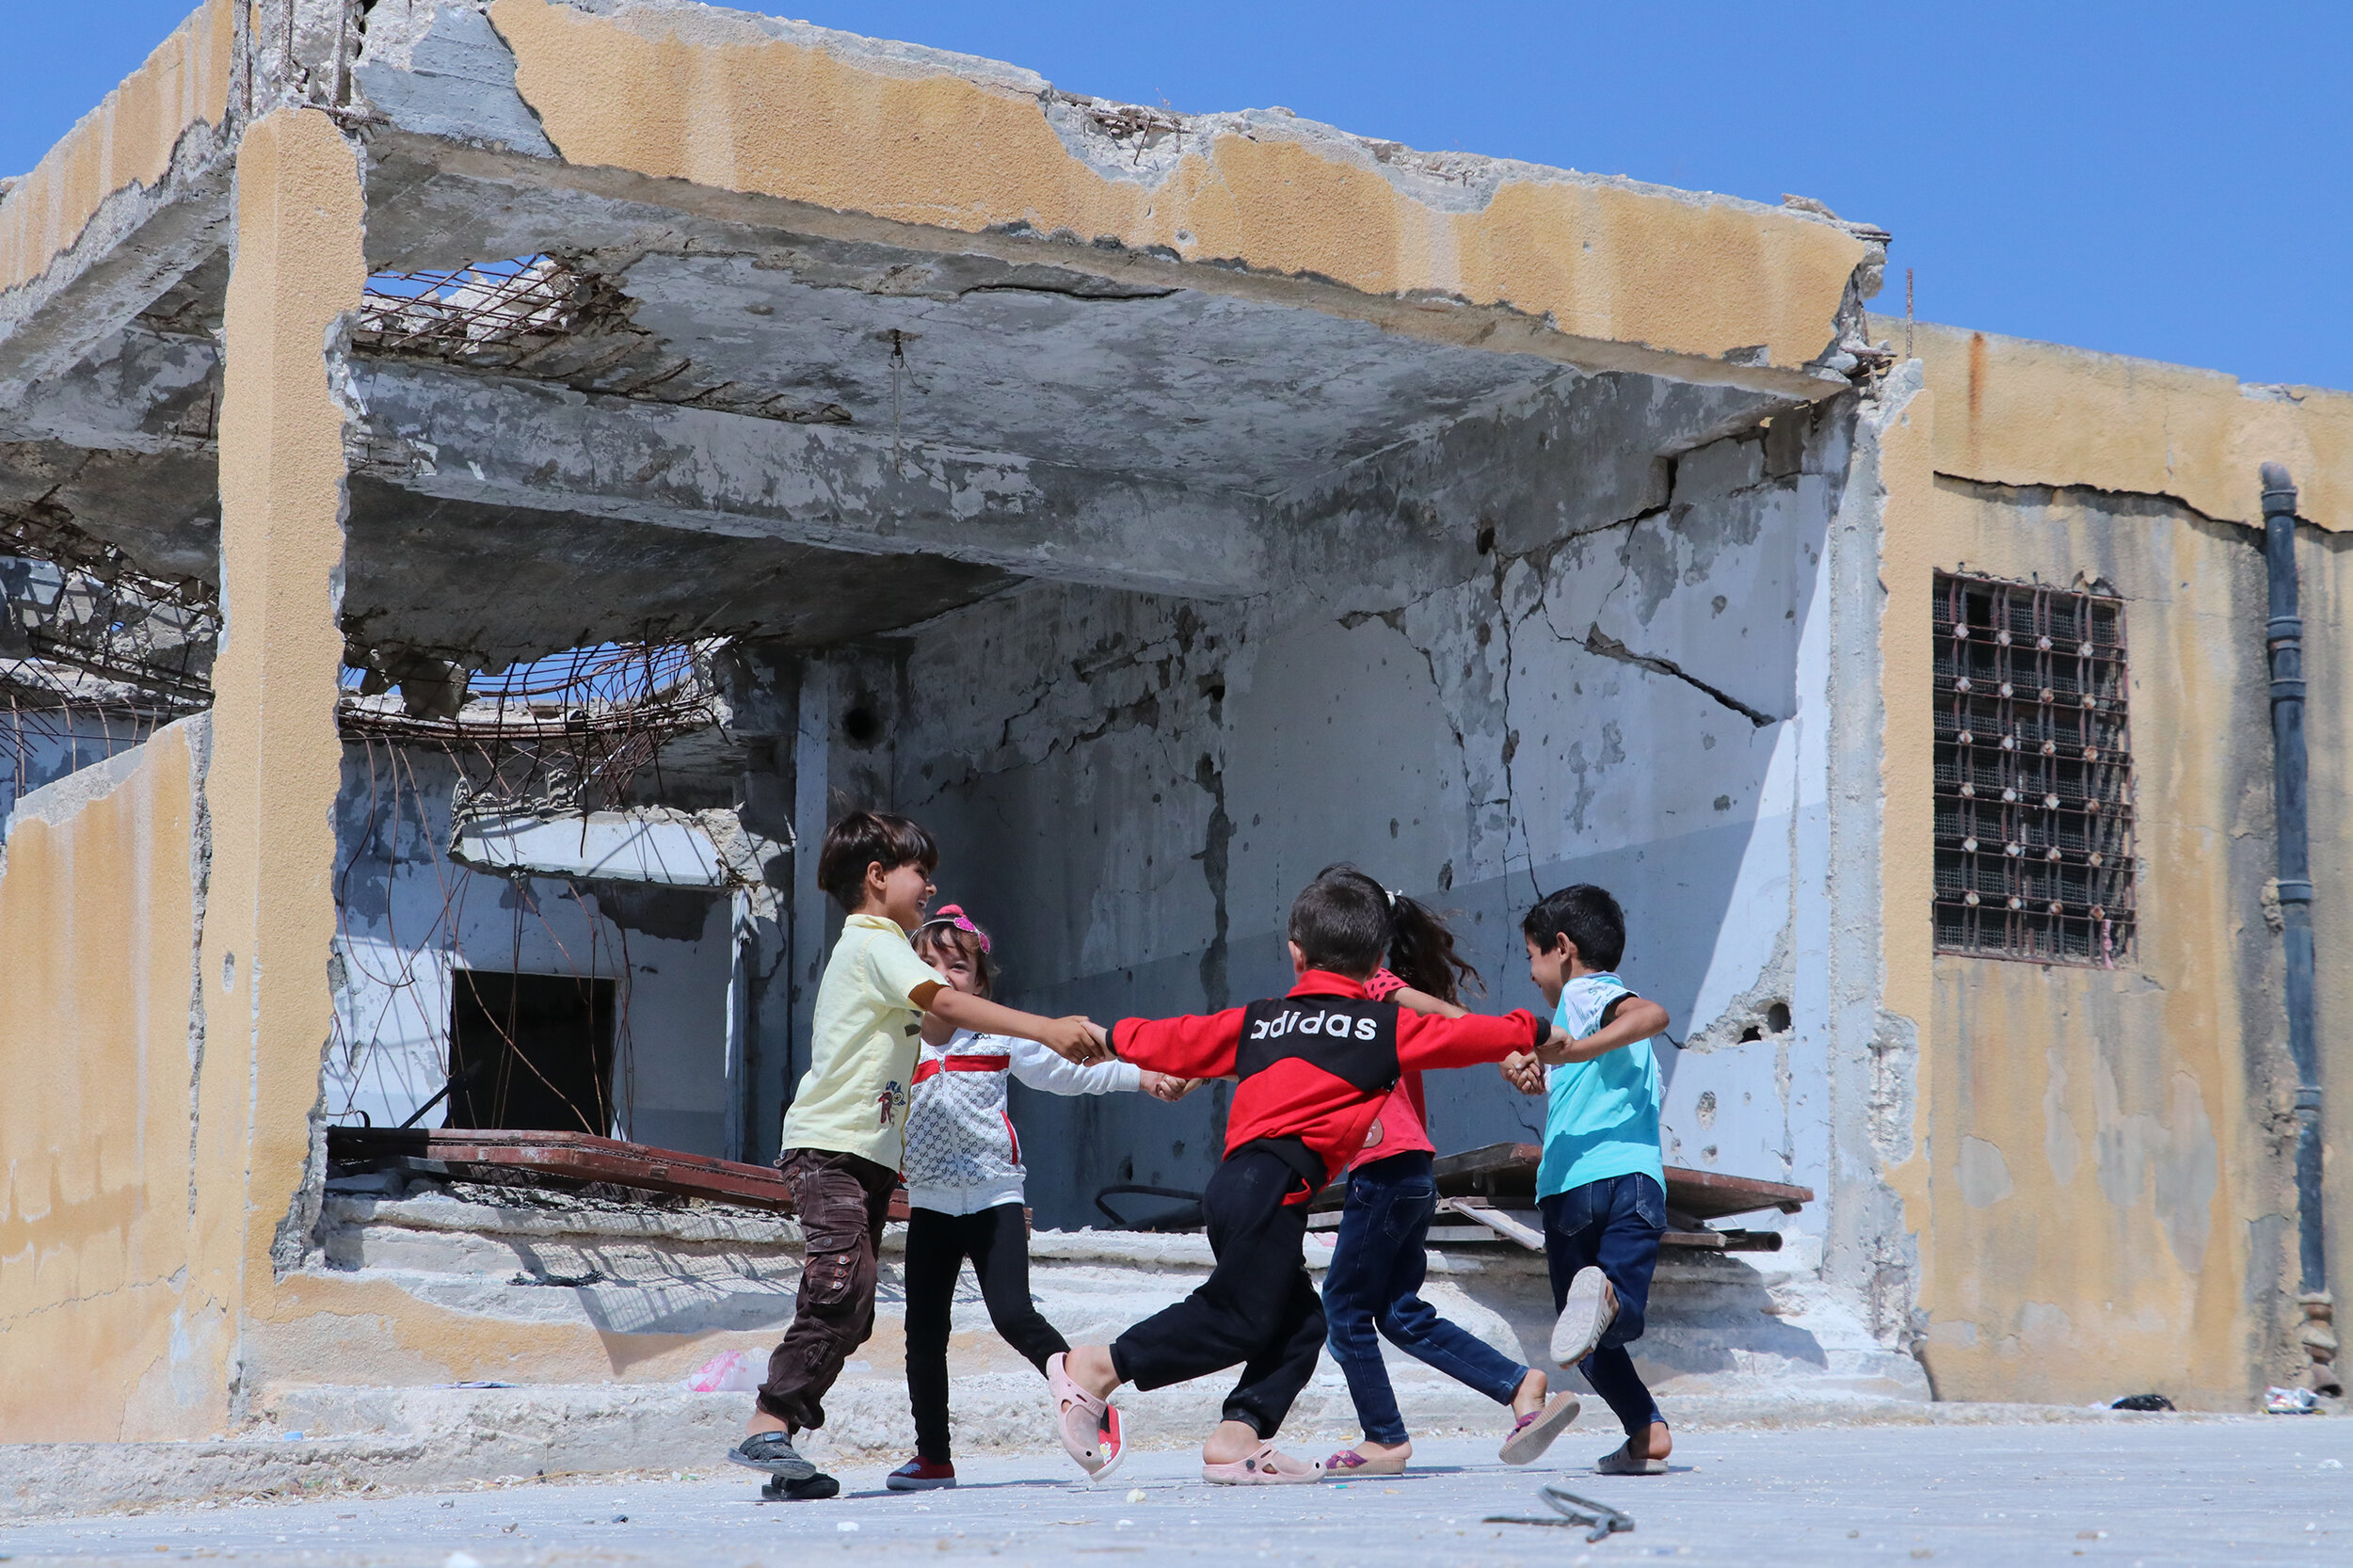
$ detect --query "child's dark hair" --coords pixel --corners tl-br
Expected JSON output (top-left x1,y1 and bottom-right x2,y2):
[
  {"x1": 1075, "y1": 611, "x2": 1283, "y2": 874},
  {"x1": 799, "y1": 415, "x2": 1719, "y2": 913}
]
[
  {"x1": 1521, "y1": 884, "x2": 1626, "y2": 972},
  {"x1": 816, "y1": 810, "x2": 937, "y2": 911},
  {"x1": 1289, "y1": 864, "x2": 1482, "y2": 1000},
  {"x1": 1386, "y1": 889, "x2": 1482, "y2": 1005},
  {"x1": 913, "y1": 919, "x2": 998, "y2": 999}
]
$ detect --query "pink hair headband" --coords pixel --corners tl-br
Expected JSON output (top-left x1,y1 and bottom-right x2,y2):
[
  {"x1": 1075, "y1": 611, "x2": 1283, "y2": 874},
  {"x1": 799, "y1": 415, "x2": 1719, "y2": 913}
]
[{"x1": 919, "y1": 904, "x2": 992, "y2": 953}]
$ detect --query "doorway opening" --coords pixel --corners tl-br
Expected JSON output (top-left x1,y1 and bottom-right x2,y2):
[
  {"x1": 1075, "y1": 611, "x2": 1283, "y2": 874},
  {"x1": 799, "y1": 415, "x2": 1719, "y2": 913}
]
[{"x1": 446, "y1": 969, "x2": 617, "y2": 1134}]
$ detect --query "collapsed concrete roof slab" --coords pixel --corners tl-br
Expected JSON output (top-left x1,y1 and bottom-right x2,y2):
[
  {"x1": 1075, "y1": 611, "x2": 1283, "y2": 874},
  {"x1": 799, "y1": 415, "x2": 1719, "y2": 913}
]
[
  {"x1": 467, "y1": 0, "x2": 1880, "y2": 393},
  {"x1": 0, "y1": 0, "x2": 1890, "y2": 671},
  {"x1": 0, "y1": 439, "x2": 218, "y2": 585}
]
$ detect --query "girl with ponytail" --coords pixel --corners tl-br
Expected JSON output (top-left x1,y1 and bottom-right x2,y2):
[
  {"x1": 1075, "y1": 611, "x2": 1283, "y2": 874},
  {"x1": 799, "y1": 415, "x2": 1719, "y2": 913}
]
[{"x1": 1321, "y1": 868, "x2": 1585, "y2": 1475}]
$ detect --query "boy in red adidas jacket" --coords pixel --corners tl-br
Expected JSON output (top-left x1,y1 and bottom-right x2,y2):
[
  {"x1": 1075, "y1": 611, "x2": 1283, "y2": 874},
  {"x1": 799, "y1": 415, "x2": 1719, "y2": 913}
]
[{"x1": 1043, "y1": 867, "x2": 1571, "y2": 1484}]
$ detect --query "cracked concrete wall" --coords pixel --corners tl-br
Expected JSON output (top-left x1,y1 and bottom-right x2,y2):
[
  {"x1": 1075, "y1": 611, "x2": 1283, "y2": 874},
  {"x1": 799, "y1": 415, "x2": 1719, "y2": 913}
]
[
  {"x1": 328, "y1": 744, "x2": 737, "y2": 1153},
  {"x1": 1874, "y1": 371, "x2": 2329, "y2": 1408},
  {"x1": 0, "y1": 0, "x2": 245, "y2": 423},
  {"x1": 890, "y1": 375, "x2": 1862, "y2": 1261},
  {"x1": 0, "y1": 716, "x2": 224, "y2": 1440}
]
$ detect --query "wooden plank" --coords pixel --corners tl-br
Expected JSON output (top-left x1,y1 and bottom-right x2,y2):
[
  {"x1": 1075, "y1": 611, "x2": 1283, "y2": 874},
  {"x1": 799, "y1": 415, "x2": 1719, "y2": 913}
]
[
  {"x1": 1430, "y1": 1141, "x2": 1542, "y2": 1186},
  {"x1": 1427, "y1": 1140, "x2": 1812, "y2": 1220},
  {"x1": 1437, "y1": 1196, "x2": 1545, "y2": 1251},
  {"x1": 326, "y1": 1127, "x2": 912, "y2": 1222},
  {"x1": 1665, "y1": 1169, "x2": 1814, "y2": 1221}
]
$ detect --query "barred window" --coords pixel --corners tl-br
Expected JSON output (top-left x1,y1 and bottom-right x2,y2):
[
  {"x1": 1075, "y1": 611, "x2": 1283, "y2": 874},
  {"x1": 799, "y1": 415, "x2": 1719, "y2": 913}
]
[{"x1": 1932, "y1": 573, "x2": 2136, "y2": 964}]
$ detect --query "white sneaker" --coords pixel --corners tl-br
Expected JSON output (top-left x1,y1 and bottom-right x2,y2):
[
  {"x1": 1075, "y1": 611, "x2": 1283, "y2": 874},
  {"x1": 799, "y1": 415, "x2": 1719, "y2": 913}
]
[{"x1": 1550, "y1": 1266, "x2": 1619, "y2": 1367}]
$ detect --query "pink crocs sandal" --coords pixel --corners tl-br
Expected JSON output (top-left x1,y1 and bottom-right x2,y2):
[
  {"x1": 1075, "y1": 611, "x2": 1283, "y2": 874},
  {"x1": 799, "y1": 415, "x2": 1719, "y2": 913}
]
[
  {"x1": 1046, "y1": 1353, "x2": 1126, "y2": 1480},
  {"x1": 1498, "y1": 1392, "x2": 1582, "y2": 1465},
  {"x1": 1204, "y1": 1443, "x2": 1324, "y2": 1484},
  {"x1": 1323, "y1": 1448, "x2": 1407, "y2": 1476}
]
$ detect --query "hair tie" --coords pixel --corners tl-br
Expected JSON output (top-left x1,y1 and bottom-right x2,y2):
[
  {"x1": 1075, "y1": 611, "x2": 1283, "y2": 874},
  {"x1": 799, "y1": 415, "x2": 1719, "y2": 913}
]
[{"x1": 1385, "y1": 887, "x2": 1402, "y2": 906}]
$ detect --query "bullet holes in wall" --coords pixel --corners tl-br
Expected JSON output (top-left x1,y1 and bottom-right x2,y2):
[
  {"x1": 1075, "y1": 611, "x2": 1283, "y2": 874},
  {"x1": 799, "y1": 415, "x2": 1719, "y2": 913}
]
[{"x1": 840, "y1": 704, "x2": 883, "y2": 749}]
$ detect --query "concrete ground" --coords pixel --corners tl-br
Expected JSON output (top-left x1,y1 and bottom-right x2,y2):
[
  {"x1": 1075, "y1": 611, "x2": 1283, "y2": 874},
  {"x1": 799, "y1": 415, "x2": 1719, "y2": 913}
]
[{"x1": 0, "y1": 1420, "x2": 2345, "y2": 1567}]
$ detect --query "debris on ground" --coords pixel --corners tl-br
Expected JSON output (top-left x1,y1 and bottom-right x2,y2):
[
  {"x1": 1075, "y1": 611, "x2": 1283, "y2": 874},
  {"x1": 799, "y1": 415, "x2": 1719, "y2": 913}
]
[{"x1": 1482, "y1": 1481, "x2": 1636, "y2": 1543}]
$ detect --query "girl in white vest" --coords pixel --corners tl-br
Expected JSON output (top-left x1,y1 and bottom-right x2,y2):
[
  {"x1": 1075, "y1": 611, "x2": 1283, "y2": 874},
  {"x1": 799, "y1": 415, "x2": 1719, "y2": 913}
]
[{"x1": 887, "y1": 904, "x2": 1193, "y2": 1491}]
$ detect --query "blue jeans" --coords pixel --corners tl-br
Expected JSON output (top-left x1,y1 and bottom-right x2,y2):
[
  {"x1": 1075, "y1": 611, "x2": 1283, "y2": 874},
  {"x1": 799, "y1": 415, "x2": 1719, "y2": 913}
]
[
  {"x1": 1540, "y1": 1172, "x2": 1668, "y2": 1438},
  {"x1": 1322, "y1": 1152, "x2": 1530, "y2": 1446}
]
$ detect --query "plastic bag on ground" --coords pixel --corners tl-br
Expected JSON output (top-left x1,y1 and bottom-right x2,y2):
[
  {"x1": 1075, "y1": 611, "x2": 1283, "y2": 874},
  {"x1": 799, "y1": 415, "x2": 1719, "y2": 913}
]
[{"x1": 684, "y1": 1348, "x2": 765, "y2": 1393}]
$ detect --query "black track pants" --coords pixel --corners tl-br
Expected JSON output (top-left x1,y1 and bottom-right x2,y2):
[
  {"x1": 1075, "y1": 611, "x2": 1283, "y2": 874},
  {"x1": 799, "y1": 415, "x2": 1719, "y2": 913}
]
[{"x1": 1108, "y1": 1148, "x2": 1325, "y2": 1439}]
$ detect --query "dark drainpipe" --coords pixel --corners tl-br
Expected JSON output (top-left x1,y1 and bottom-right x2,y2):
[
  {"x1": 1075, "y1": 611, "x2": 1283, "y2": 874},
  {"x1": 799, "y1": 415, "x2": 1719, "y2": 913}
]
[{"x1": 2263, "y1": 461, "x2": 2338, "y2": 1394}]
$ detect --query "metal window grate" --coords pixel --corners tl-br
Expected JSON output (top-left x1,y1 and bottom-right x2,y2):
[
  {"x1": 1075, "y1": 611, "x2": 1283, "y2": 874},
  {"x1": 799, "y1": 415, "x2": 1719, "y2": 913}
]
[{"x1": 1932, "y1": 572, "x2": 2136, "y2": 965}]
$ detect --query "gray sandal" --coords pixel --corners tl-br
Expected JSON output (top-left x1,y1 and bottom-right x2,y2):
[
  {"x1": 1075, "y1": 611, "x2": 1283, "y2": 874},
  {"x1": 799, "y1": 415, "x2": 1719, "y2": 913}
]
[
  {"x1": 760, "y1": 1473, "x2": 840, "y2": 1500},
  {"x1": 728, "y1": 1431, "x2": 817, "y2": 1480},
  {"x1": 1594, "y1": 1438, "x2": 1667, "y2": 1476}
]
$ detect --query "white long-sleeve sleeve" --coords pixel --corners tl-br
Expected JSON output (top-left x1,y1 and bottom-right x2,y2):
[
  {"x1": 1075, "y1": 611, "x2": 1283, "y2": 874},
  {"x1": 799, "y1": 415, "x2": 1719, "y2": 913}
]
[{"x1": 1006, "y1": 1033, "x2": 1143, "y2": 1096}]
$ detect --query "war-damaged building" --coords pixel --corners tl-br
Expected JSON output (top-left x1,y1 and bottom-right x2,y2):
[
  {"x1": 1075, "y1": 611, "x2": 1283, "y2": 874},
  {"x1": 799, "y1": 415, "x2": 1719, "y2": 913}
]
[{"x1": 3, "y1": 0, "x2": 2349, "y2": 1473}]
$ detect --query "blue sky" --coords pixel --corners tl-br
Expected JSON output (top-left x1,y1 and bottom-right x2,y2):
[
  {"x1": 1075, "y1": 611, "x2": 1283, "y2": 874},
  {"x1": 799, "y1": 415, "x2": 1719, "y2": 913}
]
[{"x1": 6, "y1": 1, "x2": 2347, "y2": 389}]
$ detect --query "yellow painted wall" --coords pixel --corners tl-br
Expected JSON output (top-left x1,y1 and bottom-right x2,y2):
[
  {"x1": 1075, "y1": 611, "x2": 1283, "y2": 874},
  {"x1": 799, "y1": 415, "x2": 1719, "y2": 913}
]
[
  {"x1": 488, "y1": 0, "x2": 1867, "y2": 378},
  {"x1": 0, "y1": 0, "x2": 234, "y2": 294},
  {"x1": 0, "y1": 721, "x2": 232, "y2": 1439},
  {"x1": 1874, "y1": 330, "x2": 2349, "y2": 1405},
  {"x1": 1871, "y1": 316, "x2": 2353, "y2": 534},
  {"x1": 0, "y1": 102, "x2": 374, "y2": 1445}
]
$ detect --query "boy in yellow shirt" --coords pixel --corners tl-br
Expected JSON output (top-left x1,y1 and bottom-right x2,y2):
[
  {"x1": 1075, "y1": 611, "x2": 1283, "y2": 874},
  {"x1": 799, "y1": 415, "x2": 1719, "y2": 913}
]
[{"x1": 728, "y1": 811, "x2": 1104, "y2": 1496}]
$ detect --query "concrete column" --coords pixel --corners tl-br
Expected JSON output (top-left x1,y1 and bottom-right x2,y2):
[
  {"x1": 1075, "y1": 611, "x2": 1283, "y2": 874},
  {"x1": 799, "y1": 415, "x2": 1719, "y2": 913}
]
[
  {"x1": 720, "y1": 641, "x2": 899, "y2": 1160},
  {"x1": 786, "y1": 656, "x2": 836, "y2": 1140},
  {"x1": 779, "y1": 642, "x2": 903, "y2": 1127},
  {"x1": 1830, "y1": 365, "x2": 1937, "y2": 1364},
  {"x1": 191, "y1": 107, "x2": 363, "y2": 1405},
  {"x1": 714, "y1": 639, "x2": 799, "y2": 1165}
]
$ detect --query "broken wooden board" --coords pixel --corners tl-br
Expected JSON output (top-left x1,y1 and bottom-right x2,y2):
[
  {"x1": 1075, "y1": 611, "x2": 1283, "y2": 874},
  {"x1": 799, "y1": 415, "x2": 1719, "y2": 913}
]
[
  {"x1": 326, "y1": 1127, "x2": 913, "y2": 1222},
  {"x1": 1429, "y1": 1141, "x2": 1813, "y2": 1221},
  {"x1": 1304, "y1": 1193, "x2": 1784, "y2": 1251}
]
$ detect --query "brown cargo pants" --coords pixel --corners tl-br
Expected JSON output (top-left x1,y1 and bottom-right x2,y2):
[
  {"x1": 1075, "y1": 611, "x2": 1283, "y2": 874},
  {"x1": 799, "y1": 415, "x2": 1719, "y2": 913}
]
[{"x1": 757, "y1": 1147, "x2": 899, "y2": 1430}]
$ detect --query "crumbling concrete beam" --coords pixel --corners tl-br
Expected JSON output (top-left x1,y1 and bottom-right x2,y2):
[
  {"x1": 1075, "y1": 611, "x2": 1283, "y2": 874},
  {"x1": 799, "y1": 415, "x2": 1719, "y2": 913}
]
[
  {"x1": 346, "y1": 360, "x2": 1270, "y2": 597},
  {"x1": 0, "y1": 2, "x2": 244, "y2": 414},
  {"x1": 360, "y1": 130, "x2": 1865, "y2": 409}
]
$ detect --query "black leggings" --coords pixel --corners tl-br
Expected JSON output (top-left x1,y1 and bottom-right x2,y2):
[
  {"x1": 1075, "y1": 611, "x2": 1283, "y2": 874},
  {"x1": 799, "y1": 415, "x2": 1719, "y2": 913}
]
[{"x1": 903, "y1": 1202, "x2": 1069, "y2": 1463}]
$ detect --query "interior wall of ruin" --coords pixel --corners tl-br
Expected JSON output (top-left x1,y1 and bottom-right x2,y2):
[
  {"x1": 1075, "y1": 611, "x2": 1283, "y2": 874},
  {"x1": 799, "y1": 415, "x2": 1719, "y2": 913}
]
[
  {"x1": 328, "y1": 743, "x2": 738, "y2": 1152},
  {"x1": 891, "y1": 381, "x2": 1865, "y2": 1250}
]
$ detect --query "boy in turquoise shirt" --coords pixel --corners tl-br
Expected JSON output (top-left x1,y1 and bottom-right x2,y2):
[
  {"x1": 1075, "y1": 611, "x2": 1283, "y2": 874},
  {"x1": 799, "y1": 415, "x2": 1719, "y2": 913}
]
[{"x1": 1501, "y1": 884, "x2": 1674, "y2": 1476}]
